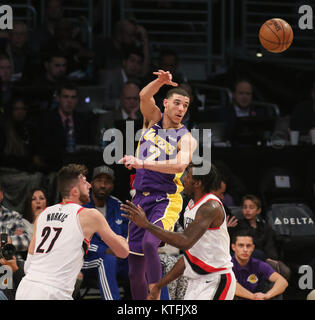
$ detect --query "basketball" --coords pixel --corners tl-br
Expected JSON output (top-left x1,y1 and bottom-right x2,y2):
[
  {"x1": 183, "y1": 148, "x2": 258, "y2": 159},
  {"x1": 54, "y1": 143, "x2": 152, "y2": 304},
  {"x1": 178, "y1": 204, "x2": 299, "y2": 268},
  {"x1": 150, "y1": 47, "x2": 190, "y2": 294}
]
[{"x1": 259, "y1": 18, "x2": 293, "y2": 53}]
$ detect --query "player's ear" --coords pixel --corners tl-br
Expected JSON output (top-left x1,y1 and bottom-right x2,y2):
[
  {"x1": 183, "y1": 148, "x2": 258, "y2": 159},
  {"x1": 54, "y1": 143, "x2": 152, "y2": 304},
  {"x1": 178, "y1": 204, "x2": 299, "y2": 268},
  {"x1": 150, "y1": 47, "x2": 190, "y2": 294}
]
[
  {"x1": 163, "y1": 98, "x2": 168, "y2": 108},
  {"x1": 71, "y1": 186, "x2": 79, "y2": 197},
  {"x1": 231, "y1": 243, "x2": 236, "y2": 252}
]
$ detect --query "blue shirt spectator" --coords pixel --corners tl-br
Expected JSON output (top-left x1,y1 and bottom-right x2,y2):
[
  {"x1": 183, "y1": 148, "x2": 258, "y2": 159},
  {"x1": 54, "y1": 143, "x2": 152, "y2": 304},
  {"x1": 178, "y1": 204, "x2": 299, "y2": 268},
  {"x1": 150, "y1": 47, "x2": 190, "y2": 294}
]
[{"x1": 80, "y1": 166, "x2": 129, "y2": 300}]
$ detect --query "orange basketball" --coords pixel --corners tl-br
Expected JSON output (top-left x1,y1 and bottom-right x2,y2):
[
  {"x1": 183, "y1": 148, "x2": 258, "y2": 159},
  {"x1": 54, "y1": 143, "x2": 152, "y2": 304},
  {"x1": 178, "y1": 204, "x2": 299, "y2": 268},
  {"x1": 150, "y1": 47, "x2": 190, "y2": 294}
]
[{"x1": 259, "y1": 18, "x2": 293, "y2": 53}]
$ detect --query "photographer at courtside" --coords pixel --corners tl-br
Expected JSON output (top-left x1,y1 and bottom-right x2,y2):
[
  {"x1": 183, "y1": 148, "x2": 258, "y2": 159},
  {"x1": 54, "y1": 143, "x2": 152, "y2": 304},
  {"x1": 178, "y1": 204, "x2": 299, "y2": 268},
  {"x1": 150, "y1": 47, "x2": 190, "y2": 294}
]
[{"x1": 0, "y1": 233, "x2": 25, "y2": 300}]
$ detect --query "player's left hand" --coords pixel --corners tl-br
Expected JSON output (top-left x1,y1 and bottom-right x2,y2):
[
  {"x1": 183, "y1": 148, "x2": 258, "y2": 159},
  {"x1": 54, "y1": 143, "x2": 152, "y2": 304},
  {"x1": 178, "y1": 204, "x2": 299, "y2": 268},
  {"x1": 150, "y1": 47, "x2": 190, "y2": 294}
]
[{"x1": 120, "y1": 200, "x2": 149, "y2": 228}]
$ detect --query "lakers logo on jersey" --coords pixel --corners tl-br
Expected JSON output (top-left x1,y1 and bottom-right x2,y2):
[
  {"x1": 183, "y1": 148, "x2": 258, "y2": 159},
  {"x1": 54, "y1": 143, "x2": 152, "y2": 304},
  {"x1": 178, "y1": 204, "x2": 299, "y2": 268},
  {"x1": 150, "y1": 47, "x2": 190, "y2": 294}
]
[
  {"x1": 247, "y1": 274, "x2": 259, "y2": 284},
  {"x1": 143, "y1": 128, "x2": 176, "y2": 156}
]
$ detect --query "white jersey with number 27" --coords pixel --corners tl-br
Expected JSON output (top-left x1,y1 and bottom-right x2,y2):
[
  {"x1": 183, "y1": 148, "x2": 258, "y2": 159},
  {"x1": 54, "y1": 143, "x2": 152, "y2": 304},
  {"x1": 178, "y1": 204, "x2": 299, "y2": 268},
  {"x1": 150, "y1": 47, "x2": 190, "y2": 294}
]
[{"x1": 23, "y1": 202, "x2": 88, "y2": 294}]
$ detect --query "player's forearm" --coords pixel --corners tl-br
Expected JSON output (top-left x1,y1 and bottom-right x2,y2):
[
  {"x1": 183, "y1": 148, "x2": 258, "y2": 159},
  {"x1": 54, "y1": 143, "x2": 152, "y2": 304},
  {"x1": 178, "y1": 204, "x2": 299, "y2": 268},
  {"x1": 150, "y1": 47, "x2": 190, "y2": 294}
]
[
  {"x1": 143, "y1": 158, "x2": 187, "y2": 174},
  {"x1": 156, "y1": 256, "x2": 185, "y2": 289},
  {"x1": 109, "y1": 235, "x2": 129, "y2": 259},
  {"x1": 145, "y1": 223, "x2": 191, "y2": 251},
  {"x1": 139, "y1": 78, "x2": 164, "y2": 100}
]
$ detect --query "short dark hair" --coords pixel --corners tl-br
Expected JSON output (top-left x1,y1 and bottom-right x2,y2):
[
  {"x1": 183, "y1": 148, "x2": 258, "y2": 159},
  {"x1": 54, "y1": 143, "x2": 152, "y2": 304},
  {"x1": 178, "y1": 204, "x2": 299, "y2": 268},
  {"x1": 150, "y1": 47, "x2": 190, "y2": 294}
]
[
  {"x1": 56, "y1": 82, "x2": 78, "y2": 96},
  {"x1": 57, "y1": 164, "x2": 88, "y2": 198},
  {"x1": 0, "y1": 182, "x2": 3, "y2": 192},
  {"x1": 231, "y1": 229, "x2": 255, "y2": 244},
  {"x1": 44, "y1": 51, "x2": 67, "y2": 64},
  {"x1": 166, "y1": 88, "x2": 190, "y2": 100},
  {"x1": 190, "y1": 163, "x2": 222, "y2": 193}
]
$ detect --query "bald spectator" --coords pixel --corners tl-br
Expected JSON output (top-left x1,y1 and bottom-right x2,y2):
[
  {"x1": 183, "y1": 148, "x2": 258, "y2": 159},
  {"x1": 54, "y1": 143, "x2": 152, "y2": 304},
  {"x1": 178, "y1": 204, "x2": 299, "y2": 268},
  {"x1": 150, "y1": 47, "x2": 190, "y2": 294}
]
[
  {"x1": 113, "y1": 82, "x2": 142, "y2": 156},
  {"x1": 115, "y1": 82, "x2": 141, "y2": 121},
  {"x1": 219, "y1": 78, "x2": 272, "y2": 145}
]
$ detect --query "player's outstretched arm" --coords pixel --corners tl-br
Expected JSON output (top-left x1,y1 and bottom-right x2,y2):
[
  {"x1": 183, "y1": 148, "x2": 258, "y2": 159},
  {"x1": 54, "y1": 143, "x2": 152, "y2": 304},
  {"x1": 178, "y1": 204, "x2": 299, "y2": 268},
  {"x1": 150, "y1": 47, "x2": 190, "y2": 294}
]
[
  {"x1": 121, "y1": 200, "x2": 223, "y2": 251},
  {"x1": 79, "y1": 208, "x2": 129, "y2": 258},
  {"x1": 140, "y1": 70, "x2": 178, "y2": 125},
  {"x1": 147, "y1": 256, "x2": 185, "y2": 300}
]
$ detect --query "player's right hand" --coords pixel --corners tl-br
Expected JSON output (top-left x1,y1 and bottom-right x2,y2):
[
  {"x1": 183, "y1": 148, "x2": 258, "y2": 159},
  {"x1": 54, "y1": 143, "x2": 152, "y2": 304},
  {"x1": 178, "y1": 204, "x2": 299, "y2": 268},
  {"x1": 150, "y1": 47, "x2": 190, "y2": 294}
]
[{"x1": 153, "y1": 69, "x2": 178, "y2": 87}]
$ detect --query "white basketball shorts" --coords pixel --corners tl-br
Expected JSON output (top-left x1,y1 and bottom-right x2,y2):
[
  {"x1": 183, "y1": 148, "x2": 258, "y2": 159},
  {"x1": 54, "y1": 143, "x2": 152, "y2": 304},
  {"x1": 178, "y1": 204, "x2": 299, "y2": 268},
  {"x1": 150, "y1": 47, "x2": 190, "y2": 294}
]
[{"x1": 184, "y1": 271, "x2": 236, "y2": 300}]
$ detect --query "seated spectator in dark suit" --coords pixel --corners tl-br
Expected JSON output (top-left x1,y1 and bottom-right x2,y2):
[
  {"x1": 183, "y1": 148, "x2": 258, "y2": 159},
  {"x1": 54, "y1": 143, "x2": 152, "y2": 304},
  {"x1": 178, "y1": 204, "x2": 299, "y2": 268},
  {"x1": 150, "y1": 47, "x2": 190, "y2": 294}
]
[
  {"x1": 34, "y1": 82, "x2": 93, "y2": 171},
  {"x1": 290, "y1": 78, "x2": 315, "y2": 136},
  {"x1": 114, "y1": 81, "x2": 143, "y2": 155},
  {"x1": 219, "y1": 78, "x2": 272, "y2": 145},
  {"x1": 231, "y1": 229, "x2": 288, "y2": 300},
  {"x1": 114, "y1": 81, "x2": 141, "y2": 121}
]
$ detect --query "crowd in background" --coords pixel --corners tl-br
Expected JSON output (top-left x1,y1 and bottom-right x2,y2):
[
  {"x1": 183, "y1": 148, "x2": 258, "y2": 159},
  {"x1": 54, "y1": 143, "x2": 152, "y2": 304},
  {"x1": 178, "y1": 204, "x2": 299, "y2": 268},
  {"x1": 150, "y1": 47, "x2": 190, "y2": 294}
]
[{"x1": 0, "y1": 0, "x2": 315, "y2": 301}]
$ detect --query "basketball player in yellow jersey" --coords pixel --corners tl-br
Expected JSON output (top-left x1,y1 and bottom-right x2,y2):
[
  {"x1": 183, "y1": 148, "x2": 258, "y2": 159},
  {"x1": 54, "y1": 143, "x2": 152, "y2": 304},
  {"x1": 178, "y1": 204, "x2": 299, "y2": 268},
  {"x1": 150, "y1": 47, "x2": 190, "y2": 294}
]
[
  {"x1": 119, "y1": 70, "x2": 197, "y2": 299},
  {"x1": 16, "y1": 164, "x2": 129, "y2": 300}
]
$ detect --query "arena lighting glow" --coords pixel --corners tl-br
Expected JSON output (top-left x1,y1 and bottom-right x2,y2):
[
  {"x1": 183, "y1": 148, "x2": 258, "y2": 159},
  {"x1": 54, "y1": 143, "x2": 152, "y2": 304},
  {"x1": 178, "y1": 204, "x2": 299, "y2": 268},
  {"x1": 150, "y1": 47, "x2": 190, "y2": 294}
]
[{"x1": 256, "y1": 48, "x2": 263, "y2": 58}]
